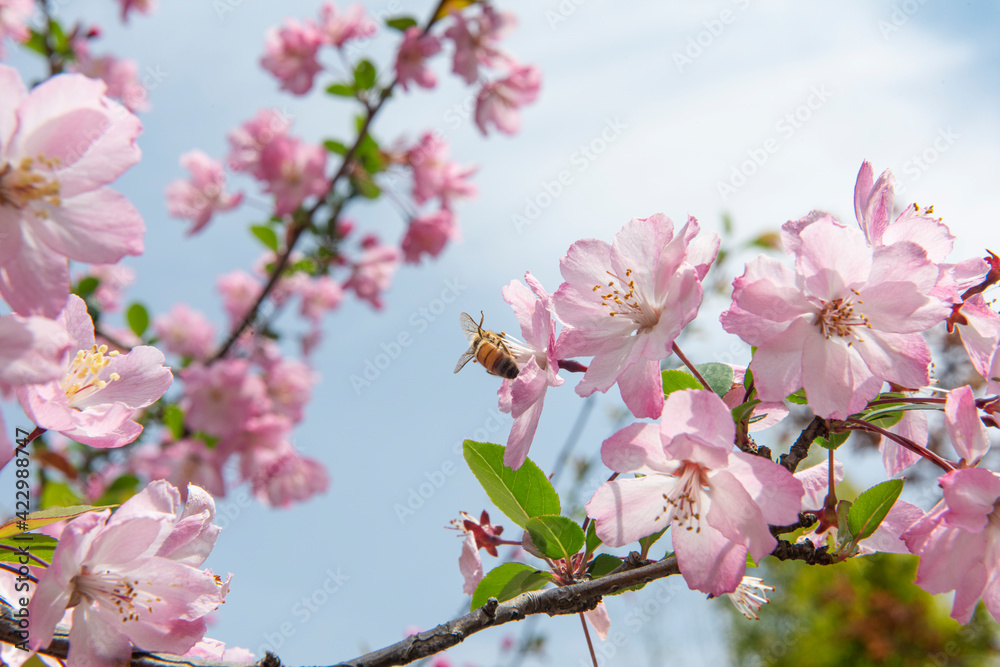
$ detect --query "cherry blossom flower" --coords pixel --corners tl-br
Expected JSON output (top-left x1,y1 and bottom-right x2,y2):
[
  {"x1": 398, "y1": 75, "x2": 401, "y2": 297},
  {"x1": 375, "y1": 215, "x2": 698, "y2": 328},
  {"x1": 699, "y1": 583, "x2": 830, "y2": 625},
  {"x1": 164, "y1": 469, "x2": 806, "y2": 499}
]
[
  {"x1": 474, "y1": 63, "x2": 541, "y2": 136},
  {"x1": 130, "y1": 439, "x2": 227, "y2": 500},
  {"x1": 725, "y1": 576, "x2": 774, "y2": 620},
  {"x1": 77, "y1": 263, "x2": 135, "y2": 312},
  {"x1": 298, "y1": 275, "x2": 343, "y2": 321},
  {"x1": 242, "y1": 441, "x2": 329, "y2": 507},
  {"x1": 258, "y1": 135, "x2": 328, "y2": 215},
  {"x1": 261, "y1": 18, "x2": 324, "y2": 95},
  {"x1": 449, "y1": 511, "x2": 504, "y2": 595},
  {"x1": 344, "y1": 240, "x2": 401, "y2": 309},
  {"x1": 720, "y1": 365, "x2": 788, "y2": 431},
  {"x1": 953, "y1": 293, "x2": 1000, "y2": 379},
  {"x1": 0, "y1": 66, "x2": 144, "y2": 317},
  {"x1": 16, "y1": 295, "x2": 172, "y2": 448},
  {"x1": 227, "y1": 109, "x2": 293, "y2": 178},
  {"x1": 586, "y1": 389, "x2": 803, "y2": 596},
  {"x1": 319, "y1": 2, "x2": 376, "y2": 48},
  {"x1": 69, "y1": 43, "x2": 150, "y2": 113},
  {"x1": 583, "y1": 601, "x2": 611, "y2": 640},
  {"x1": 945, "y1": 385, "x2": 990, "y2": 466},
  {"x1": 903, "y1": 467, "x2": 1000, "y2": 623},
  {"x1": 395, "y1": 27, "x2": 441, "y2": 92},
  {"x1": 262, "y1": 357, "x2": 316, "y2": 424},
  {"x1": 553, "y1": 214, "x2": 719, "y2": 418},
  {"x1": 721, "y1": 215, "x2": 951, "y2": 419},
  {"x1": 165, "y1": 150, "x2": 243, "y2": 234},
  {"x1": 878, "y1": 405, "x2": 927, "y2": 477},
  {"x1": 153, "y1": 303, "x2": 217, "y2": 361},
  {"x1": 0, "y1": 0, "x2": 33, "y2": 57},
  {"x1": 402, "y1": 209, "x2": 459, "y2": 264},
  {"x1": 456, "y1": 531, "x2": 483, "y2": 595},
  {"x1": 117, "y1": 0, "x2": 155, "y2": 22},
  {"x1": 217, "y1": 270, "x2": 261, "y2": 324},
  {"x1": 29, "y1": 481, "x2": 227, "y2": 666},
  {"x1": 183, "y1": 637, "x2": 254, "y2": 662},
  {"x1": 498, "y1": 273, "x2": 563, "y2": 469},
  {"x1": 180, "y1": 359, "x2": 270, "y2": 438},
  {"x1": 444, "y1": 6, "x2": 514, "y2": 84},
  {"x1": 406, "y1": 132, "x2": 477, "y2": 206}
]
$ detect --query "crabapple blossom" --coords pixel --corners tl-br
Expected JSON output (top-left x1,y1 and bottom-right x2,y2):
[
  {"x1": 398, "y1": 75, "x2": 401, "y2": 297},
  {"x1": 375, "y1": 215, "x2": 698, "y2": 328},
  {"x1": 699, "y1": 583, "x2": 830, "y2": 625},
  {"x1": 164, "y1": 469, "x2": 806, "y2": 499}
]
[
  {"x1": 457, "y1": 532, "x2": 483, "y2": 595},
  {"x1": 319, "y1": 2, "x2": 376, "y2": 48},
  {"x1": 584, "y1": 602, "x2": 611, "y2": 641},
  {"x1": 725, "y1": 576, "x2": 774, "y2": 620},
  {"x1": 28, "y1": 481, "x2": 227, "y2": 666},
  {"x1": 450, "y1": 511, "x2": 503, "y2": 595},
  {"x1": 217, "y1": 269, "x2": 261, "y2": 324},
  {"x1": 406, "y1": 132, "x2": 477, "y2": 206},
  {"x1": 586, "y1": 389, "x2": 803, "y2": 596},
  {"x1": 165, "y1": 150, "x2": 243, "y2": 234},
  {"x1": 227, "y1": 108, "x2": 292, "y2": 178},
  {"x1": 0, "y1": 0, "x2": 32, "y2": 57},
  {"x1": 953, "y1": 293, "x2": 1000, "y2": 379},
  {"x1": 130, "y1": 439, "x2": 227, "y2": 500},
  {"x1": 402, "y1": 209, "x2": 459, "y2": 264},
  {"x1": 445, "y1": 5, "x2": 514, "y2": 84},
  {"x1": 298, "y1": 275, "x2": 344, "y2": 321},
  {"x1": 261, "y1": 18, "x2": 324, "y2": 95},
  {"x1": 474, "y1": 63, "x2": 541, "y2": 135},
  {"x1": 903, "y1": 467, "x2": 1000, "y2": 623},
  {"x1": 721, "y1": 215, "x2": 951, "y2": 419},
  {"x1": 117, "y1": 0, "x2": 154, "y2": 22},
  {"x1": 69, "y1": 43, "x2": 150, "y2": 113},
  {"x1": 183, "y1": 637, "x2": 254, "y2": 663},
  {"x1": 77, "y1": 263, "x2": 135, "y2": 312},
  {"x1": 344, "y1": 240, "x2": 401, "y2": 309},
  {"x1": 720, "y1": 365, "x2": 788, "y2": 431},
  {"x1": 241, "y1": 440, "x2": 329, "y2": 507},
  {"x1": 554, "y1": 214, "x2": 719, "y2": 419},
  {"x1": 180, "y1": 359, "x2": 270, "y2": 438},
  {"x1": 16, "y1": 295, "x2": 172, "y2": 448},
  {"x1": 256, "y1": 135, "x2": 328, "y2": 216},
  {"x1": 395, "y1": 27, "x2": 441, "y2": 92},
  {"x1": 498, "y1": 273, "x2": 563, "y2": 469},
  {"x1": 0, "y1": 65, "x2": 143, "y2": 317},
  {"x1": 945, "y1": 385, "x2": 991, "y2": 466},
  {"x1": 153, "y1": 303, "x2": 217, "y2": 361},
  {"x1": 262, "y1": 357, "x2": 316, "y2": 424}
]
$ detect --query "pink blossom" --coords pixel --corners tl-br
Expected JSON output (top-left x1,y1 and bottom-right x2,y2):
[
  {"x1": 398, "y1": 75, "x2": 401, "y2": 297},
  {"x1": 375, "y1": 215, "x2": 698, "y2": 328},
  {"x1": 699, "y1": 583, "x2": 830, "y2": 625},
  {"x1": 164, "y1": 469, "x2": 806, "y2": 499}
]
[
  {"x1": 954, "y1": 293, "x2": 1000, "y2": 379},
  {"x1": 474, "y1": 63, "x2": 541, "y2": 136},
  {"x1": 720, "y1": 365, "x2": 788, "y2": 431},
  {"x1": 794, "y1": 459, "x2": 843, "y2": 513},
  {"x1": 258, "y1": 135, "x2": 328, "y2": 216},
  {"x1": 553, "y1": 214, "x2": 719, "y2": 418},
  {"x1": 70, "y1": 45, "x2": 150, "y2": 113},
  {"x1": 407, "y1": 132, "x2": 477, "y2": 206},
  {"x1": 17, "y1": 295, "x2": 172, "y2": 448},
  {"x1": 725, "y1": 576, "x2": 774, "y2": 620},
  {"x1": 720, "y1": 216, "x2": 951, "y2": 419},
  {"x1": 586, "y1": 390, "x2": 803, "y2": 596},
  {"x1": 583, "y1": 601, "x2": 611, "y2": 641},
  {"x1": 402, "y1": 209, "x2": 459, "y2": 264},
  {"x1": 241, "y1": 441, "x2": 329, "y2": 507},
  {"x1": 29, "y1": 481, "x2": 226, "y2": 665},
  {"x1": 130, "y1": 440, "x2": 227, "y2": 499},
  {"x1": 444, "y1": 6, "x2": 515, "y2": 84},
  {"x1": 449, "y1": 511, "x2": 503, "y2": 594},
  {"x1": 180, "y1": 359, "x2": 270, "y2": 438},
  {"x1": 217, "y1": 270, "x2": 261, "y2": 324},
  {"x1": 263, "y1": 357, "x2": 316, "y2": 424},
  {"x1": 945, "y1": 385, "x2": 990, "y2": 466},
  {"x1": 227, "y1": 109, "x2": 293, "y2": 178},
  {"x1": 903, "y1": 468, "x2": 1000, "y2": 623},
  {"x1": 0, "y1": 0, "x2": 34, "y2": 57},
  {"x1": 117, "y1": 0, "x2": 154, "y2": 22},
  {"x1": 879, "y1": 407, "x2": 926, "y2": 477},
  {"x1": 261, "y1": 18, "x2": 324, "y2": 95},
  {"x1": 319, "y1": 2, "x2": 376, "y2": 47},
  {"x1": 153, "y1": 303, "x2": 217, "y2": 361},
  {"x1": 165, "y1": 150, "x2": 243, "y2": 234},
  {"x1": 78, "y1": 263, "x2": 135, "y2": 312},
  {"x1": 395, "y1": 27, "x2": 441, "y2": 92},
  {"x1": 299, "y1": 275, "x2": 343, "y2": 321},
  {"x1": 457, "y1": 532, "x2": 483, "y2": 595},
  {"x1": 183, "y1": 637, "x2": 255, "y2": 663},
  {"x1": 0, "y1": 66, "x2": 143, "y2": 317},
  {"x1": 498, "y1": 273, "x2": 563, "y2": 469},
  {"x1": 344, "y1": 241, "x2": 401, "y2": 309}
]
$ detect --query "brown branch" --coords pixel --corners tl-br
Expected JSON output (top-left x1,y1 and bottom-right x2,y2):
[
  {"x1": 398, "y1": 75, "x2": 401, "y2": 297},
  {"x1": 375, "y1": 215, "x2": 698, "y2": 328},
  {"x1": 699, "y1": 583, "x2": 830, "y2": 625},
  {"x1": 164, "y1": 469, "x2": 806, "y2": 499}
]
[
  {"x1": 770, "y1": 539, "x2": 837, "y2": 566},
  {"x1": 779, "y1": 416, "x2": 828, "y2": 473}
]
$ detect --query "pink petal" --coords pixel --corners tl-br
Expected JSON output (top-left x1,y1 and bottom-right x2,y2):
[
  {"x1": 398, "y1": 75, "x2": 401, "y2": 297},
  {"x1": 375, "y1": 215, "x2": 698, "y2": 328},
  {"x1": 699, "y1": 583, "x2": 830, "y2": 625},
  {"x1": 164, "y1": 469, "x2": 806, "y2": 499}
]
[
  {"x1": 944, "y1": 385, "x2": 991, "y2": 464},
  {"x1": 726, "y1": 451, "x2": 803, "y2": 525},
  {"x1": 0, "y1": 232, "x2": 70, "y2": 317},
  {"x1": 39, "y1": 188, "x2": 145, "y2": 262},
  {"x1": 586, "y1": 475, "x2": 675, "y2": 547},
  {"x1": 672, "y1": 517, "x2": 748, "y2": 597}
]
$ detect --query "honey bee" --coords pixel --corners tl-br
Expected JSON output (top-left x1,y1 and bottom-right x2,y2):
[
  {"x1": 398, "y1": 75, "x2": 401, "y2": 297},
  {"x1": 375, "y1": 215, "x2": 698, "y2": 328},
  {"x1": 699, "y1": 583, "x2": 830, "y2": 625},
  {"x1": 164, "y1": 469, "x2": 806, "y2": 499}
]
[{"x1": 454, "y1": 311, "x2": 519, "y2": 379}]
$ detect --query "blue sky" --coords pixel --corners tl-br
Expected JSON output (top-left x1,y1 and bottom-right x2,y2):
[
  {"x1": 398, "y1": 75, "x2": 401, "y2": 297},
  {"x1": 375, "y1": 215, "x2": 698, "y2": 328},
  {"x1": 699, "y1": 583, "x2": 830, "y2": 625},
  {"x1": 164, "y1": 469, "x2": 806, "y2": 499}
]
[{"x1": 3, "y1": 0, "x2": 1000, "y2": 665}]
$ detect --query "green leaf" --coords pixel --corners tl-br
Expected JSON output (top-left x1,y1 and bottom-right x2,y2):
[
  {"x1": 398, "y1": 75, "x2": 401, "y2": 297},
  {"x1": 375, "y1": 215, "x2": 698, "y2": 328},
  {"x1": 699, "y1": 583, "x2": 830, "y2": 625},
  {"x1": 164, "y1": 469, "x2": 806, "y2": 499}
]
[
  {"x1": 250, "y1": 225, "x2": 279, "y2": 252},
  {"x1": 694, "y1": 362, "x2": 735, "y2": 397},
  {"x1": 0, "y1": 505, "x2": 114, "y2": 538},
  {"x1": 163, "y1": 404, "x2": 185, "y2": 439},
  {"x1": 638, "y1": 526, "x2": 668, "y2": 555},
  {"x1": 786, "y1": 389, "x2": 807, "y2": 405},
  {"x1": 74, "y1": 276, "x2": 99, "y2": 298},
  {"x1": 326, "y1": 83, "x2": 356, "y2": 97},
  {"x1": 126, "y1": 303, "x2": 149, "y2": 337},
  {"x1": 471, "y1": 563, "x2": 550, "y2": 611},
  {"x1": 323, "y1": 139, "x2": 349, "y2": 155},
  {"x1": 39, "y1": 481, "x2": 83, "y2": 510},
  {"x1": 94, "y1": 474, "x2": 140, "y2": 507},
  {"x1": 0, "y1": 534, "x2": 58, "y2": 564},
  {"x1": 847, "y1": 479, "x2": 904, "y2": 541},
  {"x1": 354, "y1": 59, "x2": 377, "y2": 90},
  {"x1": 816, "y1": 431, "x2": 850, "y2": 450},
  {"x1": 585, "y1": 521, "x2": 601, "y2": 555},
  {"x1": 525, "y1": 516, "x2": 585, "y2": 561},
  {"x1": 351, "y1": 175, "x2": 381, "y2": 199},
  {"x1": 661, "y1": 369, "x2": 701, "y2": 396},
  {"x1": 731, "y1": 398, "x2": 762, "y2": 424},
  {"x1": 24, "y1": 29, "x2": 48, "y2": 56},
  {"x1": 385, "y1": 16, "x2": 418, "y2": 32},
  {"x1": 587, "y1": 553, "x2": 622, "y2": 579},
  {"x1": 463, "y1": 441, "x2": 560, "y2": 529}
]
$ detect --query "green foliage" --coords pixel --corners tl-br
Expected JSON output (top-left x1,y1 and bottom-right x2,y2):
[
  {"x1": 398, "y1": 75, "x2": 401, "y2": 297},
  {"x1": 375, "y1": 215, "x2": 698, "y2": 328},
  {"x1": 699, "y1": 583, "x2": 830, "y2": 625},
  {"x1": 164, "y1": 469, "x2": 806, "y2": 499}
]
[
  {"x1": 463, "y1": 441, "x2": 560, "y2": 529},
  {"x1": 326, "y1": 83, "x2": 356, "y2": 98},
  {"x1": 662, "y1": 369, "x2": 702, "y2": 396},
  {"x1": 695, "y1": 362, "x2": 734, "y2": 397},
  {"x1": 354, "y1": 60, "x2": 377, "y2": 90},
  {"x1": 725, "y1": 555, "x2": 999, "y2": 666},
  {"x1": 74, "y1": 276, "x2": 99, "y2": 299},
  {"x1": 385, "y1": 16, "x2": 418, "y2": 32},
  {"x1": 250, "y1": 225, "x2": 279, "y2": 252},
  {"x1": 94, "y1": 474, "x2": 140, "y2": 507},
  {"x1": 162, "y1": 404, "x2": 185, "y2": 439},
  {"x1": 525, "y1": 515, "x2": 584, "y2": 561},
  {"x1": 0, "y1": 534, "x2": 57, "y2": 564},
  {"x1": 40, "y1": 481, "x2": 83, "y2": 510},
  {"x1": 847, "y1": 480, "x2": 904, "y2": 542},
  {"x1": 126, "y1": 303, "x2": 149, "y2": 337},
  {"x1": 471, "y1": 563, "x2": 551, "y2": 611}
]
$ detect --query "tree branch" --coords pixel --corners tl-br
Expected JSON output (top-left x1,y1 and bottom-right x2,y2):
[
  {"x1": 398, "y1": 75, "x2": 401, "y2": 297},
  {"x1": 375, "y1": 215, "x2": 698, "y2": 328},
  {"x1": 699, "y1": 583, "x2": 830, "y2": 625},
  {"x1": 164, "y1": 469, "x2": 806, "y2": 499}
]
[{"x1": 779, "y1": 416, "x2": 828, "y2": 473}]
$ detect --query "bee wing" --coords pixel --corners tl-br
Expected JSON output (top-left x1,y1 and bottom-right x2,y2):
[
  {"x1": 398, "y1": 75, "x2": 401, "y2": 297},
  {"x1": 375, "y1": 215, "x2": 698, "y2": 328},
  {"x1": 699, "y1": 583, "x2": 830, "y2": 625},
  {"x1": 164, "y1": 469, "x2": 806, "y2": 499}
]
[
  {"x1": 459, "y1": 312, "x2": 482, "y2": 341},
  {"x1": 454, "y1": 346, "x2": 477, "y2": 374}
]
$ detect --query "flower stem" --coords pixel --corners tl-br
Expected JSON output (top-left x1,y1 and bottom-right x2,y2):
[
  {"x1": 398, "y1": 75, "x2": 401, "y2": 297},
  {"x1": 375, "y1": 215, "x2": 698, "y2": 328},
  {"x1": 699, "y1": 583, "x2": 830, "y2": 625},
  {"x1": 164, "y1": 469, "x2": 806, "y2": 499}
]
[
  {"x1": 672, "y1": 342, "x2": 710, "y2": 389},
  {"x1": 579, "y1": 612, "x2": 598, "y2": 667},
  {"x1": 844, "y1": 417, "x2": 956, "y2": 472}
]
